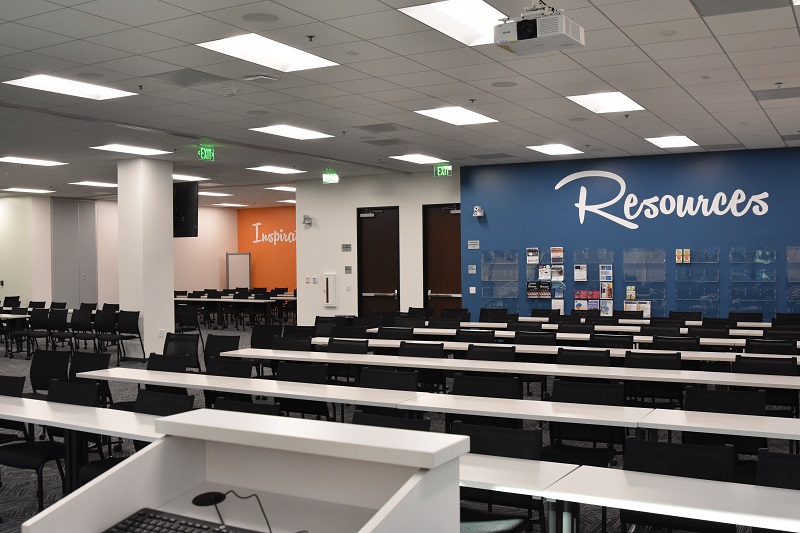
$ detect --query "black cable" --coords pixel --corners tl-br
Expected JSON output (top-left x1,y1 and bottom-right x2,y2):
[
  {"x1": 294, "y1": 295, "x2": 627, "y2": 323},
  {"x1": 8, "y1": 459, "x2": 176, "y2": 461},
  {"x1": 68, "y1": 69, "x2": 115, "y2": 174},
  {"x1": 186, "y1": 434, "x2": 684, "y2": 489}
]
[{"x1": 222, "y1": 490, "x2": 273, "y2": 533}]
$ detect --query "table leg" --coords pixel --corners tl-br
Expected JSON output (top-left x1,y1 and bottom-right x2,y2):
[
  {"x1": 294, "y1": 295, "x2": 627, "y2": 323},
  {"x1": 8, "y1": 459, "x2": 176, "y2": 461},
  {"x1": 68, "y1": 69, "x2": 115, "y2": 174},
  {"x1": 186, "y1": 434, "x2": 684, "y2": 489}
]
[{"x1": 63, "y1": 429, "x2": 89, "y2": 493}]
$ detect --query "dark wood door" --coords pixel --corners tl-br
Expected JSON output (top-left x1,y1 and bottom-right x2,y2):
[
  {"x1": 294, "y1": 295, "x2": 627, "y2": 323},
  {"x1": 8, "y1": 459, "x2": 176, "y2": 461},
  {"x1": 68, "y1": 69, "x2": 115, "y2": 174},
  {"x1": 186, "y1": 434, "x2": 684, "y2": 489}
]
[
  {"x1": 423, "y1": 204, "x2": 462, "y2": 318},
  {"x1": 358, "y1": 207, "x2": 399, "y2": 317}
]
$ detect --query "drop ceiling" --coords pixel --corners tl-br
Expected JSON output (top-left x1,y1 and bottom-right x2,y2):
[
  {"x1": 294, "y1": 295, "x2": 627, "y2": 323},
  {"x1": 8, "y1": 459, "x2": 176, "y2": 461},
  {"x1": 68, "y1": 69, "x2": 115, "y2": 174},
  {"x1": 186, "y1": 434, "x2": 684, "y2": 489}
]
[{"x1": 0, "y1": 0, "x2": 797, "y2": 207}]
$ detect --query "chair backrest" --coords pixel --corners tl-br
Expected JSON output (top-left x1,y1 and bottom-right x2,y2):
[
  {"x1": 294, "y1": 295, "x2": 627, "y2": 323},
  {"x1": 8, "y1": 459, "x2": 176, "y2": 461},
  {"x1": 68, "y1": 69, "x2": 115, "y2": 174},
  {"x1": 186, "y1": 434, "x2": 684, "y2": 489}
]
[
  {"x1": 205, "y1": 357, "x2": 252, "y2": 378},
  {"x1": 614, "y1": 309, "x2": 644, "y2": 319},
  {"x1": 398, "y1": 341, "x2": 445, "y2": 358},
  {"x1": 146, "y1": 353, "x2": 188, "y2": 373},
  {"x1": 93, "y1": 308, "x2": 117, "y2": 334},
  {"x1": 28, "y1": 301, "x2": 46, "y2": 309},
  {"x1": 623, "y1": 437, "x2": 735, "y2": 482},
  {"x1": 763, "y1": 329, "x2": 800, "y2": 341},
  {"x1": 28, "y1": 308, "x2": 50, "y2": 329},
  {"x1": 49, "y1": 302, "x2": 67, "y2": 309},
  {"x1": 684, "y1": 387, "x2": 765, "y2": 416},
  {"x1": 668, "y1": 310, "x2": 702, "y2": 322},
  {"x1": 352, "y1": 410, "x2": 431, "y2": 431},
  {"x1": 757, "y1": 449, "x2": 800, "y2": 489},
  {"x1": 0, "y1": 375, "x2": 25, "y2": 397},
  {"x1": 426, "y1": 318, "x2": 461, "y2": 328},
  {"x1": 514, "y1": 330, "x2": 556, "y2": 345},
  {"x1": 729, "y1": 312, "x2": 763, "y2": 322},
  {"x1": 102, "y1": 303, "x2": 120, "y2": 312},
  {"x1": 250, "y1": 324, "x2": 283, "y2": 349},
  {"x1": 556, "y1": 348, "x2": 611, "y2": 367},
  {"x1": 271, "y1": 336, "x2": 312, "y2": 351},
  {"x1": 377, "y1": 327, "x2": 414, "y2": 340},
  {"x1": 275, "y1": 361, "x2": 328, "y2": 384},
  {"x1": 359, "y1": 367, "x2": 418, "y2": 391},
  {"x1": 80, "y1": 302, "x2": 98, "y2": 311},
  {"x1": 163, "y1": 333, "x2": 200, "y2": 369},
  {"x1": 330, "y1": 326, "x2": 368, "y2": 339},
  {"x1": 451, "y1": 374, "x2": 521, "y2": 399},
  {"x1": 450, "y1": 421, "x2": 541, "y2": 459},
  {"x1": 506, "y1": 321, "x2": 543, "y2": 331},
  {"x1": 640, "y1": 325, "x2": 681, "y2": 337},
  {"x1": 465, "y1": 344, "x2": 515, "y2": 362},
  {"x1": 652, "y1": 335, "x2": 700, "y2": 351},
  {"x1": 531, "y1": 308, "x2": 562, "y2": 318},
  {"x1": 441, "y1": 308, "x2": 470, "y2": 321},
  {"x1": 551, "y1": 380, "x2": 624, "y2": 406},
  {"x1": 557, "y1": 323, "x2": 594, "y2": 334},
  {"x1": 732, "y1": 354, "x2": 798, "y2": 376},
  {"x1": 687, "y1": 326, "x2": 729, "y2": 338},
  {"x1": 134, "y1": 389, "x2": 194, "y2": 416},
  {"x1": 204, "y1": 334, "x2": 241, "y2": 361},
  {"x1": 624, "y1": 351, "x2": 681, "y2": 370},
  {"x1": 744, "y1": 338, "x2": 798, "y2": 355},
  {"x1": 46, "y1": 379, "x2": 100, "y2": 407},
  {"x1": 589, "y1": 333, "x2": 634, "y2": 348},
  {"x1": 3, "y1": 296, "x2": 20, "y2": 307},
  {"x1": 282, "y1": 325, "x2": 316, "y2": 338},
  {"x1": 70, "y1": 308, "x2": 94, "y2": 332},
  {"x1": 68, "y1": 351, "x2": 111, "y2": 381},
  {"x1": 351, "y1": 317, "x2": 383, "y2": 329},
  {"x1": 479, "y1": 308, "x2": 508, "y2": 322},
  {"x1": 454, "y1": 329, "x2": 495, "y2": 343},
  {"x1": 393, "y1": 316, "x2": 425, "y2": 328},
  {"x1": 29, "y1": 350, "x2": 71, "y2": 393},
  {"x1": 702, "y1": 317, "x2": 735, "y2": 328},
  {"x1": 327, "y1": 338, "x2": 369, "y2": 354},
  {"x1": 407, "y1": 307, "x2": 433, "y2": 318},
  {"x1": 47, "y1": 308, "x2": 69, "y2": 331},
  {"x1": 116, "y1": 311, "x2": 141, "y2": 335},
  {"x1": 215, "y1": 398, "x2": 281, "y2": 416},
  {"x1": 176, "y1": 304, "x2": 200, "y2": 328}
]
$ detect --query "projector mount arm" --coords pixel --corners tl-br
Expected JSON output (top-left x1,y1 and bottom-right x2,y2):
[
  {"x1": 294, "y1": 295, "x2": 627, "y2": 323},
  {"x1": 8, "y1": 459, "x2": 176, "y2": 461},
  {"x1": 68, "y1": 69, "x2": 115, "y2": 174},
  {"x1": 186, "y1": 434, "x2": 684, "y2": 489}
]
[{"x1": 521, "y1": 1, "x2": 561, "y2": 19}]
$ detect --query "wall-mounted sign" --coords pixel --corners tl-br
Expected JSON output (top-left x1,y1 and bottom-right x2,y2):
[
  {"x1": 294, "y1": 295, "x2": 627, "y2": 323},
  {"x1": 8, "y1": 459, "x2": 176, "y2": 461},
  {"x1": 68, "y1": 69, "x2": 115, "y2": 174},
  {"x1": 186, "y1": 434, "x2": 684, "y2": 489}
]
[
  {"x1": 323, "y1": 168, "x2": 339, "y2": 184},
  {"x1": 434, "y1": 162, "x2": 452, "y2": 177},
  {"x1": 468, "y1": 265, "x2": 477, "y2": 274},
  {"x1": 251, "y1": 222, "x2": 295, "y2": 245},
  {"x1": 341, "y1": 244, "x2": 352, "y2": 252},
  {"x1": 467, "y1": 240, "x2": 480, "y2": 250},
  {"x1": 197, "y1": 144, "x2": 215, "y2": 161}
]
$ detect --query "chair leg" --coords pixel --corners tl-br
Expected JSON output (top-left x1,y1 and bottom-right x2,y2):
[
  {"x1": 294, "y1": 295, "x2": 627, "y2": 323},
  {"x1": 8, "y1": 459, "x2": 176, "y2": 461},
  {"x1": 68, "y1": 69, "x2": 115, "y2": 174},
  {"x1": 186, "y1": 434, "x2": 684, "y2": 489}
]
[{"x1": 55, "y1": 458, "x2": 65, "y2": 495}]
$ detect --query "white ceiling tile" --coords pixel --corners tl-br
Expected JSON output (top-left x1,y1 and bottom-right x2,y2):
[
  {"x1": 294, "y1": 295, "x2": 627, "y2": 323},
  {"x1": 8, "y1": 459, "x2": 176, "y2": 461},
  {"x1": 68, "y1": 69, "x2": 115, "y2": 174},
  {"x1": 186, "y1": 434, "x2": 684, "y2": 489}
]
[
  {"x1": 292, "y1": 66, "x2": 373, "y2": 84},
  {"x1": 718, "y1": 28, "x2": 800, "y2": 53},
  {"x1": 704, "y1": 7, "x2": 796, "y2": 36},
  {"x1": 86, "y1": 29, "x2": 187, "y2": 54},
  {"x1": 503, "y1": 53, "x2": 584, "y2": 75},
  {"x1": 161, "y1": 0, "x2": 274, "y2": 13},
  {"x1": 203, "y1": 1, "x2": 314, "y2": 31},
  {"x1": 563, "y1": 6, "x2": 616, "y2": 30},
  {"x1": 144, "y1": 46, "x2": 230, "y2": 68},
  {"x1": 440, "y1": 63, "x2": 520, "y2": 82},
  {"x1": 308, "y1": 41, "x2": 397, "y2": 64},
  {"x1": 75, "y1": 0, "x2": 193, "y2": 26},
  {"x1": 528, "y1": 68, "x2": 604, "y2": 87},
  {"x1": 37, "y1": 40, "x2": 131, "y2": 64},
  {"x1": 0, "y1": 44, "x2": 22, "y2": 58},
  {"x1": 381, "y1": 70, "x2": 457, "y2": 87},
  {"x1": 18, "y1": 9, "x2": 128, "y2": 39},
  {"x1": 326, "y1": 10, "x2": 429, "y2": 40},
  {"x1": 409, "y1": 48, "x2": 495, "y2": 70},
  {"x1": 141, "y1": 15, "x2": 243, "y2": 44},
  {"x1": 350, "y1": 57, "x2": 429, "y2": 77},
  {"x1": 273, "y1": 0, "x2": 389, "y2": 20},
  {"x1": 313, "y1": 94, "x2": 382, "y2": 108},
  {"x1": 360, "y1": 88, "x2": 429, "y2": 103},
  {"x1": 370, "y1": 30, "x2": 462, "y2": 56},
  {"x1": 683, "y1": 80, "x2": 751, "y2": 96},
  {"x1": 573, "y1": 28, "x2": 635, "y2": 51},
  {"x1": 264, "y1": 22, "x2": 360, "y2": 50},
  {"x1": 149, "y1": 88, "x2": 220, "y2": 102},
  {"x1": 233, "y1": 91, "x2": 301, "y2": 106},
  {"x1": 568, "y1": 46, "x2": 651, "y2": 67},
  {"x1": 329, "y1": 78, "x2": 403, "y2": 93},
  {"x1": 0, "y1": 51, "x2": 81, "y2": 74},
  {"x1": 729, "y1": 46, "x2": 800, "y2": 68},
  {"x1": 597, "y1": 0, "x2": 698, "y2": 26},
  {"x1": 610, "y1": 75, "x2": 678, "y2": 91},
  {"x1": 657, "y1": 54, "x2": 734, "y2": 74},
  {"x1": 641, "y1": 38, "x2": 724, "y2": 60},
  {"x1": 590, "y1": 61, "x2": 664, "y2": 80},
  {"x1": 738, "y1": 61, "x2": 800, "y2": 83},
  {"x1": 1, "y1": 0, "x2": 64, "y2": 21},
  {"x1": 468, "y1": 76, "x2": 541, "y2": 92},
  {"x1": 622, "y1": 18, "x2": 713, "y2": 45},
  {"x1": 0, "y1": 22, "x2": 73, "y2": 50},
  {"x1": 93, "y1": 56, "x2": 180, "y2": 77},
  {"x1": 283, "y1": 84, "x2": 349, "y2": 100}
]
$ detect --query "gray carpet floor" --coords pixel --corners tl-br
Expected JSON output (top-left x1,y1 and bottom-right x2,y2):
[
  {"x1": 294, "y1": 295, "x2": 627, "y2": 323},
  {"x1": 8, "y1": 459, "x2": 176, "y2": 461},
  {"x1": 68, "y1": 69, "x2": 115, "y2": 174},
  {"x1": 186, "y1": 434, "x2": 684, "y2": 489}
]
[{"x1": 0, "y1": 327, "x2": 768, "y2": 532}]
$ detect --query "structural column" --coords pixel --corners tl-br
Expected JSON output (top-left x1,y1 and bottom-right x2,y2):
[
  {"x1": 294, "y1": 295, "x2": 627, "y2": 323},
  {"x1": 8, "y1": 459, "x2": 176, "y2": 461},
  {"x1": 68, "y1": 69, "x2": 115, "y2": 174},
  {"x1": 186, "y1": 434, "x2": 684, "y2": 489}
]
[{"x1": 117, "y1": 158, "x2": 174, "y2": 356}]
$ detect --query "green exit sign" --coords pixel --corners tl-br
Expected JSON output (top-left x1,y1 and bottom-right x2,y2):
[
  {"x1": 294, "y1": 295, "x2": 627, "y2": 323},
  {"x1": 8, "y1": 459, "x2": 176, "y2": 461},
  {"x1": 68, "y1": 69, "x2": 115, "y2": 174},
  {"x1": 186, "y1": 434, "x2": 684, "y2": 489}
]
[
  {"x1": 434, "y1": 162, "x2": 452, "y2": 177},
  {"x1": 197, "y1": 145, "x2": 215, "y2": 161}
]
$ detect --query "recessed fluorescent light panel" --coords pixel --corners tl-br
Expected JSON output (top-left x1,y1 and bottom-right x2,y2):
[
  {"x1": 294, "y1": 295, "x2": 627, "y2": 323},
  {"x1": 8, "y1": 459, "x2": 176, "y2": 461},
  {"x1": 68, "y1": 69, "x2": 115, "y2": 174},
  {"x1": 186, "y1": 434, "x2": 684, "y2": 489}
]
[
  {"x1": 70, "y1": 181, "x2": 117, "y2": 188},
  {"x1": 389, "y1": 154, "x2": 449, "y2": 164},
  {"x1": 265, "y1": 186, "x2": 297, "y2": 192},
  {"x1": 90, "y1": 144, "x2": 171, "y2": 156},
  {"x1": 277, "y1": 199, "x2": 296, "y2": 204},
  {"x1": 0, "y1": 156, "x2": 67, "y2": 166},
  {"x1": 645, "y1": 135, "x2": 698, "y2": 148},
  {"x1": 527, "y1": 144, "x2": 584, "y2": 156},
  {"x1": 198, "y1": 191, "x2": 233, "y2": 197},
  {"x1": 214, "y1": 203, "x2": 248, "y2": 207},
  {"x1": 249, "y1": 125, "x2": 333, "y2": 140},
  {"x1": 567, "y1": 92, "x2": 644, "y2": 114},
  {"x1": 172, "y1": 174, "x2": 209, "y2": 181},
  {"x1": 415, "y1": 106, "x2": 497, "y2": 125},
  {"x1": 3, "y1": 75, "x2": 136, "y2": 100},
  {"x1": 248, "y1": 166, "x2": 306, "y2": 174},
  {"x1": 3, "y1": 188, "x2": 54, "y2": 194},
  {"x1": 197, "y1": 34, "x2": 338, "y2": 73},
  {"x1": 399, "y1": 0, "x2": 506, "y2": 46}
]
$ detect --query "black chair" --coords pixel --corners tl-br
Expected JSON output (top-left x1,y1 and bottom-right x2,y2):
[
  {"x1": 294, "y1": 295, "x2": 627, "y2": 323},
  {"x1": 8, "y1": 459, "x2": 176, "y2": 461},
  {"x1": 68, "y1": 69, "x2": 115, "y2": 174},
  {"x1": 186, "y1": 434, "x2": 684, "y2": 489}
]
[
  {"x1": 69, "y1": 351, "x2": 113, "y2": 406},
  {"x1": 451, "y1": 421, "x2": 544, "y2": 531},
  {"x1": 556, "y1": 347, "x2": 611, "y2": 367},
  {"x1": 77, "y1": 390, "x2": 194, "y2": 484},
  {"x1": 116, "y1": 311, "x2": 144, "y2": 361},
  {"x1": 460, "y1": 507, "x2": 533, "y2": 533},
  {"x1": 23, "y1": 349, "x2": 71, "y2": 400},
  {"x1": 330, "y1": 325, "x2": 368, "y2": 339},
  {"x1": 393, "y1": 316, "x2": 426, "y2": 328},
  {"x1": 352, "y1": 410, "x2": 431, "y2": 431},
  {"x1": 514, "y1": 330, "x2": 555, "y2": 345},
  {"x1": 448, "y1": 374, "x2": 522, "y2": 429},
  {"x1": 202, "y1": 334, "x2": 240, "y2": 369},
  {"x1": 70, "y1": 308, "x2": 98, "y2": 352},
  {"x1": 763, "y1": 328, "x2": 800, "y2": 341},
  {"x1": 94, "y1": 308, "x2": 125, "y2": 365},
  {"x1": 640, "y1": 325, "x2": 681, "y2": 337},
  {"x1": 374, "y1": 326, "x2": 414, "y2": 355},
  {"x1": 687, "y1": 326, "x2": 730, "y2": 339},
  {"x1": 668, "y1": 310, "x2": 702, "y2": 322},
  {"x1": 0, "y1": 376, "x2": 29, "y2": 444},
  {"x1": 652, "y1": 335, "x2": 700, "y2": 352},
  {"x1": 359, "y1": 366, "x2": 419, "y2": 416},
  {"x1": 614, "y1": 310, "x2": 643, "y2": 319},
  {"x1": 351, "y1": 316, "x2": 383, "y2": 329},
  {"x1": 454, "y1": 329, "x2": 495, "y2": 345},
  {"x1": 729, "y1": 312, "x2": 763, "y2": 322},
  {"x1": 407, "y1": 307, "x2": 433, "y2": 318},
  {"x1": 754, "y1": 447, "x2": 800, "y2": 533},
  {"x1": 744, "y1": 338, "x2": 798, "y2": 355},
  {"x1": 175, "y1": 304, "x2": 205, "y2": 352},
  {"x1": 731, "y1": 354, "x2": 799, "y2": 416},
  {"x1": 12, "y1": 308, "x2": 50, "y2": 358},
  {"x1": 505, "y1": 322, "x2": 543, "y2": 332},
  {"x1": 2, "y1": 296, "x2": 20, "y2": 308},
  {"x1": 47, "y1": 308, "x2": 73, "y2": 352},
  {"x1": 271, "y1": 336, "x2": 312, "y2": 352},
  {"x1": 623, "y1": 350, "x2": 683, "y2": 408},
  {"x1": 51, "y1": 302, "x2": 67, "y2": 309},
  {"x1": 466, "y1": 344, "x2": 515, "y2": 362},
  {"x1": 441, "y1": 308, "x2": 471, "y2": 321},
  {"x1": 327, "y1": 337, "x2": 368, "y2": 382},
  {"x1": 398, "y1": 341, "x2": 447, "y2": 392},
  {"x1": 215, "y1": 398, "x2": 282, "y2": 416},
  {"x1": 531, "y1": 308, "x2": 561, "y2": 319},
  {"x1": 556, "y1": 323, "x2": 593, "y2": 334},
  {"x1": 102, "y1": 303, "x2": 120, "y2": 313},
  {"x1": 251, "y1": 324, "x2": 284, "y2": 349},
  {"x1": 541, "y1": 380, "x2": 625, "y2": 468},
  {"x1": 163, "y1": 332, "x2": 201, "y2": 371},
  {"x1": 0, "y1": 380, "x2": 100, "y2": 510},
  {"x1": 479, "y1": 308, "x2": 509, "y2": 322},
  {"x1": 204, "y1": 357, "x2": 253, "y2": 407},
  {"x1": 273, "y1": 361, "x2": 331, "y2": 420},
  {"x1": 112, "y1": 354, "x2": 189, "y2": 411},
  {"x1": 427, "y1": 318, "x2": 462, "y2": 329},
  {"x1": 588, "y1": 333, "x2": 633, "y2": 349},
  {"x1": 620, "y1": 437, "x2": 735, "y2": 533},
  {"x1": 80, "y1": 303, "x2": 97, "y2": 311},
  {"x1": 282, "y1": 325, "x2": 316, "y2": 338}
]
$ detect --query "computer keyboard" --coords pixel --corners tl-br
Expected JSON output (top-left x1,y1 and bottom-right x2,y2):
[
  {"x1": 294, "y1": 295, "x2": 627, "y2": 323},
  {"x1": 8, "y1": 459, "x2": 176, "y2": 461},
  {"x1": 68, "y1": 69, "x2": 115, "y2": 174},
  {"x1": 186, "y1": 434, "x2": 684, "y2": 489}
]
[{"x1": 103, "y1": 508, "x2": 265, "y2": 533}]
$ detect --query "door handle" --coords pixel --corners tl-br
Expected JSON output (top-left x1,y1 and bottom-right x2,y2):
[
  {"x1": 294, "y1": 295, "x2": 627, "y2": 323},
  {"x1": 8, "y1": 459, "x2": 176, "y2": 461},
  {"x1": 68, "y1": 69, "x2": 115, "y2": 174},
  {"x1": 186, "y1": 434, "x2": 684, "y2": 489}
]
[
  {"x1": 361, "y1": 292, "x2": 396, "y2": 297},
  {"x1": 429, "y1": 293, "x2": 462, "y2": 298}
]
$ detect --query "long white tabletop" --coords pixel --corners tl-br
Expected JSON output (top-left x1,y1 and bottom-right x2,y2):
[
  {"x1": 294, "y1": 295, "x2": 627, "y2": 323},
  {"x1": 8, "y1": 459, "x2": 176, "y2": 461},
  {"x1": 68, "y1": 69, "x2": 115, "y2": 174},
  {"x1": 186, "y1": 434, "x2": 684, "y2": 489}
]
[
  {"x1": 224, "y1": 348, "x2": 800, "y2": 389},
  {"x1": 545, "y1": 465, "x2": 800, "y2": 533},
  {"x1": 459, "y1": 454, "x2": 578, "y2": 497},
  {"x1": 638, "y1": 409, "x2": 800, "y2": 440}
]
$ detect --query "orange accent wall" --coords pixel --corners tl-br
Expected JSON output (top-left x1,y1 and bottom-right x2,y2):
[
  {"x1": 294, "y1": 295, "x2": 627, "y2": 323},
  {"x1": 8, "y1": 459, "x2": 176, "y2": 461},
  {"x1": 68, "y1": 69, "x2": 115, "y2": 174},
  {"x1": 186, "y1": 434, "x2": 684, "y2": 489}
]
[{"x1": 237, "y1": 207, "x2": 296, "y2": 291}]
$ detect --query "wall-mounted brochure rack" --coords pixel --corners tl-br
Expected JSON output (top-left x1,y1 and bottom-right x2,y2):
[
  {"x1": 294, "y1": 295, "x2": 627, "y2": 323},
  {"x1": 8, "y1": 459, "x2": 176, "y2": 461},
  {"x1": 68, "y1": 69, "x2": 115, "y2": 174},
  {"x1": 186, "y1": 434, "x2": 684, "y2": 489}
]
[
  {"x1": 730, "y1": 247, "x2": 777, "y2": 317},
  {"x1": 481, "y1": 250, "x2": 519, "y2": 314},
  {"x1": 787, "y1": 246, "x2": 800, "y2": 313},
  {"x1": 675, "y1": 247, "x2": 720, "y2": 317},
  {"x1": 623, "y1": 248, "x2": 666, "y2": 317}
]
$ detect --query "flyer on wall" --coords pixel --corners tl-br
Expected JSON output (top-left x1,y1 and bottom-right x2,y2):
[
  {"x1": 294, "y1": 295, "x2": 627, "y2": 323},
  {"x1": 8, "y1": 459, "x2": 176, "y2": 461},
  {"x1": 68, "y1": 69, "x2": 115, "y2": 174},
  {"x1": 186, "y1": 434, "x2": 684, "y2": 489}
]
[
  {"x1": 550, "y1": 247, "x2": 564, "y2": 264},
  {"x1": 599, "y1": 300, "x2": 613, "y2": 316},
  {"x1": 526, "y1": 247, "x2": 540, "y2": 265},
  {"x1": 551, "y1": 265, "x2": 565, "y2": 281},
  {"x1": 601, "y1": 282, "x2": 613, "y2": 299},
  {"x1": 538, "y1": 264, "x2": 551, "y2": 280},
  {"x1": 574, "y1": 264, "x2": 588, "y2": 281},
  {"x1": 599, "y1": 264, "x2": 613, "y2": 281}
]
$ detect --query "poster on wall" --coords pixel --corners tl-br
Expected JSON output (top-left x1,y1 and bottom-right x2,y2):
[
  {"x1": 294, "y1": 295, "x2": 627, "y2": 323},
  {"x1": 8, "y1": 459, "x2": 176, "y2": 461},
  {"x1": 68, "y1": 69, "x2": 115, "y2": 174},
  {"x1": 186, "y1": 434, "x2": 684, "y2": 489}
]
[
  {"x1": 526, "y1": 248, "x2": 540, "y2": 264},
  {"x1": 600, "y1": 300, "x2": 612, "y2": 317},
  {"x1": 624, "y1": 300, "x2": 652, "y2": 318},
  {"x1": 552, "y1": 299, "x2": 565, "y2": 314},
  {"x1": 551, "y1": 265, "x2": 564, "y2": 281},
  {"x1": 587, "y1": 300, "x2": 600, "y2": 311},
  {"x1": 538, "y1": 281, "x2": 552, "y2": 298},
  {"x1": 574, "y1": 299, "x2": 588, "y2": 311},
  {"x1": 550, "y1": 247, "x2": 564, "y2": 264},
  {"x1": 538, "y1": 264, "x2": 551, "y2": 280},
  {"x1": 601, "y1": 282, "x2": 613, "y2": 299},
  {"x1": 574, "y1": 264, "x2": 587, "y2": 281},
  {"x1": 527, "y1": 281, "x2": 538, "y2": 298},
  {"x1": 553, "y1": 282, "x2": 565, "y2": 299},
  {"x1": 599, "y1": 264, "x2": 613, "y2": 281}
]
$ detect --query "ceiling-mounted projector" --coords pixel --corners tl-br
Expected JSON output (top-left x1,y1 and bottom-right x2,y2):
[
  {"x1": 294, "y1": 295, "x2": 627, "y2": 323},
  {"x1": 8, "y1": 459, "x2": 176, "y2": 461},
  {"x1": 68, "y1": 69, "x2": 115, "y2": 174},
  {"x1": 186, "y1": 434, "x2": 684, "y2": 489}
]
[{"x1": 494, "y1": 1, "x2": 584, "y2": 55}]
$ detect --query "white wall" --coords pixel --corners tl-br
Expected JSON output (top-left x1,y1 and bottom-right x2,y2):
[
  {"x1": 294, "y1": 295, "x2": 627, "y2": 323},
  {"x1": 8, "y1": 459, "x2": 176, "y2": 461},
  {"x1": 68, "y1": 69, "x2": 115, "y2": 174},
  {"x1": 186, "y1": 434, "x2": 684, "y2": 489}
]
[
  {"x1": 0, "y1": 196, "x2": 51, "y2": 304},
  {"x1": 96, "y1": 200, "x2": 119, "y2": 305},
  {"x1": 296, "y1": 171, "x2": 460, "y2": 325},
  {"x1": 174, "y1": 206, "x2": 238, "y2": 292}
]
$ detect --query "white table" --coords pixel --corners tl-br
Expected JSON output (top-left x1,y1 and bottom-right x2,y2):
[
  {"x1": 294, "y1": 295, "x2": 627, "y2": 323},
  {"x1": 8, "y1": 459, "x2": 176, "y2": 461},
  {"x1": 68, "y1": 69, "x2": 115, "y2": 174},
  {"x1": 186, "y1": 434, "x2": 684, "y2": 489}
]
[
  {"x1": 459, "y1": 454, "x2": 578, "y2": 497},
  {"x1": 545, "y1": 465, "x2": 800, "y2": 533},
  {"x1": 638, "y1": 408, "x2": 800, "y2": 441},
  {"x1": 174, "y1": 297, "x2": 276, "y2": 327}
]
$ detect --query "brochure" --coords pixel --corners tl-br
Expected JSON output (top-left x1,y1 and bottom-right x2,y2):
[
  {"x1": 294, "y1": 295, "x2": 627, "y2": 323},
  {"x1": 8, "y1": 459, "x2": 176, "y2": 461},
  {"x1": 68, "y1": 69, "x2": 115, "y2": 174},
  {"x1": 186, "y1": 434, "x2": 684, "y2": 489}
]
[
  {"x1": 587, "y1": 299, "x2": 600, "y2": 311},
  {"x1": 550, "y1": 247, "x2": 564, "y2": 264},
  {"x1": 526, "y1": 247, "x2": 540, "y2": 265},
  {"x1": 601, "y1": 282, "x2": 613, "y2": 299},
  {"x1": 574, "y1": 264, "x2": 587, "y2": 281},
  {"x1": 599, "y1": 264, "x2": 613, "y2": 281},
  {"x1": 551, "y1": 265, "x2": 564, "y2": 281},
  {"x1": 574, "y1": 299, "x2": 588, "y2": 311},
  {"x1": 538, "y1": 264, "x2": 551, "y2": 280},
  {"x1": 599, "y1": 300, "x2": 613, "y2": 316}
]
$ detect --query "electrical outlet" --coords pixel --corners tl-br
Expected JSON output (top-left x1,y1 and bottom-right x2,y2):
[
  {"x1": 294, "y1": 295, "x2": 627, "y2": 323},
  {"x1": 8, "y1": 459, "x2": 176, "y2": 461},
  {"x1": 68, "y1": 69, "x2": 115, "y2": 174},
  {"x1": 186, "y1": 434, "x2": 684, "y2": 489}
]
[
  {"x1": 346, "y1": 285, "x2": 351, "y2": 291},
  {"x1": 312, "y1": 276, "x2": 318, "y2": 284},
  {"x1": 158, "y1": 329, "x2": 165, "y2": 337},
  {"x1": 469, "y1": 286, "x2": 476, "y2": 294},
  {"x1": 305, "y1": 276, "x2": 310, "y2": 284}
]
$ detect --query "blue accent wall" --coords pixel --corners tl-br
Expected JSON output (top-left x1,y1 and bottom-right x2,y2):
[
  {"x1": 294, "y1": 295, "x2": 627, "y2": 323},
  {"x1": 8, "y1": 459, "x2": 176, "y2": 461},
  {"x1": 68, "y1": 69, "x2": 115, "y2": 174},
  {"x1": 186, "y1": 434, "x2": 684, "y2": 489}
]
[{"x1": 460, "y1": 148, "x2": 800, "y2": 319}]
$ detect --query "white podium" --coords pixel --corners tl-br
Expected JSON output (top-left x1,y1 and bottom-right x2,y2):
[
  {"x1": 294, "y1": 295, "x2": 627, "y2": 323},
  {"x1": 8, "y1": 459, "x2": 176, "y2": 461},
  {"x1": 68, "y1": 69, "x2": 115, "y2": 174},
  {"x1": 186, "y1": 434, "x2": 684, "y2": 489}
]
[{"x1": 23, "y1": 410, "x2": 469, "y2": 533}]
